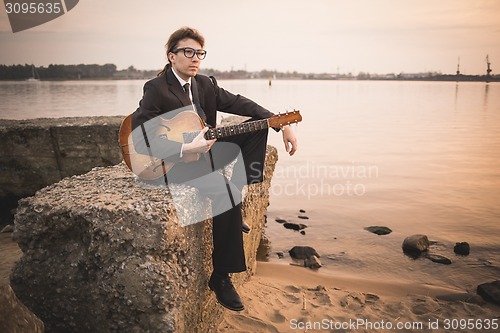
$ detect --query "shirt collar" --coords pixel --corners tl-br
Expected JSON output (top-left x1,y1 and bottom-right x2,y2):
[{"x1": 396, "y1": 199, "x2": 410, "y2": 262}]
[{"x1": 171, "y1": 68, "x2": 191, "y2": 87}]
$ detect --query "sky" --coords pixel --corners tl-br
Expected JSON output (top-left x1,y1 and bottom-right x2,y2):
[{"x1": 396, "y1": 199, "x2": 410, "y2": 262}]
[{"x1": 1, "y1": 0, "x2": 499, "y2": 75}]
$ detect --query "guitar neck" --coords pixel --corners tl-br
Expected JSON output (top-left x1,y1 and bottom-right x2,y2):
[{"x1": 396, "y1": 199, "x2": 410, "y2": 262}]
[
  {"x1": 207, "y1": 119, "x2": 270, "y2": 139},
  {"x1": 184, "y1": 119, "x2": 270, "y2": 142}
]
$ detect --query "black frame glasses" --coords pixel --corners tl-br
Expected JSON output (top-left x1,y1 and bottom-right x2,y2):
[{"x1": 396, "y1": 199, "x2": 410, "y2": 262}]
[{"x1": 172, "y1": 47, "x2": 207, "y2": 60}]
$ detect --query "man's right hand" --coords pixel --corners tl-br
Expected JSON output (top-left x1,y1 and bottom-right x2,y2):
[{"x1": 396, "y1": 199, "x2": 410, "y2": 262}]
[{"x1": 181, "y1": 127, "x2": 217, "y2": 154}]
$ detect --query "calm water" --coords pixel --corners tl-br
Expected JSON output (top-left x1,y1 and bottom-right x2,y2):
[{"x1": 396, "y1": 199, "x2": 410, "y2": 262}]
[{"x1": 1, "y1": 79, "x2": 499, "y2": 292}]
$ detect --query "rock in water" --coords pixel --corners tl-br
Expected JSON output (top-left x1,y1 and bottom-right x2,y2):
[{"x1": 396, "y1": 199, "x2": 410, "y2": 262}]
[
  {"x1": 289, "y1": 246, "x2": 320, "y2": 260},
  {"x1": 402, "y1": 234, "x2": 430, "y2": 255},
  {"x1": 283, "y1": 223, "x2": 307, "y2": 231},
  {"x1": 425, "y1": 253, "x2": 452, "y2": 265},
  {"x1": 477, "y1": 280, "x2": 500, "y2": 305},
  {"x1": 454, "y1": 242, "x2": 470, "y2": 255},
  {"x1": 283, "y1": 223, "x2": 300, "y2": 231},
  {"x1": 365, "y1": 226, "x2": 392, "y2": 235}
]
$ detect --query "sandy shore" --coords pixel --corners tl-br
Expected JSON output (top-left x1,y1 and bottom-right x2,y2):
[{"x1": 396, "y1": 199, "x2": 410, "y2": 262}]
[
  {"x1": 218, "y1": 262, "x2": 499, "y2": 332},
  {"x1": 1, "y1": 233, "x2": 498, "y2": 332}
]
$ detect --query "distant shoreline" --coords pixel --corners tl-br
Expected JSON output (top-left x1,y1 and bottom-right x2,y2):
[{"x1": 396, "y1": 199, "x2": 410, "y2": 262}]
[{"x1": 1, "y1": 63, "x2": 498, "y2": 82}]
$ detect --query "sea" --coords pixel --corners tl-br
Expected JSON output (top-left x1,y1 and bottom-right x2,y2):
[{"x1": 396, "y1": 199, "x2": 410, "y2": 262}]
[{"x1": 1, "y1": 79, "x2": 499, "y2": 293}]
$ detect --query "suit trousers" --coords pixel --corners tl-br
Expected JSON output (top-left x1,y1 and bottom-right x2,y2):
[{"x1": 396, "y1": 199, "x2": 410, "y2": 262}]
[{"x1": 165, "y1": 127, "x2": 269, "y2": 273}]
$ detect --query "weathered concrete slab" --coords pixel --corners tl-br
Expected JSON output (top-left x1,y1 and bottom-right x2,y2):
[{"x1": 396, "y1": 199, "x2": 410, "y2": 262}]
[{"x1": 10, "y1": 146, "x2": 278, "y2": 332}]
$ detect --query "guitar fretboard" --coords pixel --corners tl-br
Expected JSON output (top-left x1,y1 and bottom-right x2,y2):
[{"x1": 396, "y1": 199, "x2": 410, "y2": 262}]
[{"x1": 183, "y1": 119, "x2": 269, "y2": 143}]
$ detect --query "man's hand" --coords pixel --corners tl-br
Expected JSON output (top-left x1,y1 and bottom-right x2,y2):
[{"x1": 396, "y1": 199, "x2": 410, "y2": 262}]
[
  {"x1": 282, "y1": 126, "x2": 298, "y2": 156},
  {"x1": 182, "y1": 127, "x2": 217, "y2": 154}
]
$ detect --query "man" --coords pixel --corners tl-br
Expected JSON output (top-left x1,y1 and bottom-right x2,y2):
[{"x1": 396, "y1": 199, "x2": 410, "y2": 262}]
[{"x1": 132, "y1": 27, "x2": 297, "y2": 311}]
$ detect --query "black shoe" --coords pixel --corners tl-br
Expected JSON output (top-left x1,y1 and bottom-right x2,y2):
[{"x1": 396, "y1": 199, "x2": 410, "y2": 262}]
[
  {"x1": 208, "y1": 272, "x2": 244, "y2": 311},
  {"x1": 242, "y1": 222, "x2": 251, "y2": 234}
]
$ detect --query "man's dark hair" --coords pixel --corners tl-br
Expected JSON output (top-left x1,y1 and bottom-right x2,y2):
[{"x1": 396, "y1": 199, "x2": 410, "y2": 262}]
[{"x1": 166, "y1": 26, "x2": 205, "y2": 54}]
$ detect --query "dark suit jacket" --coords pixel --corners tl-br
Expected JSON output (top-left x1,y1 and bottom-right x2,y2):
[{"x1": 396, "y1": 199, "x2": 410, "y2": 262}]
[{"x1": 132, "y1": 68, "x2": 274, "y2": 162}]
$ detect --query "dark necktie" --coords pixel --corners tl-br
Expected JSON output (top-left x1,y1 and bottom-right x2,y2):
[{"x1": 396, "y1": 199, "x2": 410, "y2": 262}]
[{"x1": 183, "y1": 83, "x2": 191, "y2": 102}]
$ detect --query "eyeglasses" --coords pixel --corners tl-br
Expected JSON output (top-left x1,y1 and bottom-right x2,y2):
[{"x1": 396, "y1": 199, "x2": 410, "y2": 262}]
[{"x1": 171, "y1": 47, "x2": 207, "y2": 60}]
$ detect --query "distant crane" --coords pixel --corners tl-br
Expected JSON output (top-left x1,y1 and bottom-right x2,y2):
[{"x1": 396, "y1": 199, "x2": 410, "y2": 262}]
[{"x1": 486, "y1": 55, "x2": 492, "y2": 77}]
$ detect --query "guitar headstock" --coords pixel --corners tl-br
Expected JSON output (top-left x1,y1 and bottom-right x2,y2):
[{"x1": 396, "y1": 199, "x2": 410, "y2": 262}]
[{"x1": 268, "y1": 110, "x2": 302, "y2": 128}]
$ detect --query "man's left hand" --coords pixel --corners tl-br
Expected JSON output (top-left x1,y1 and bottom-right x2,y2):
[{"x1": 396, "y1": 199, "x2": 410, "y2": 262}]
[{"x1": 282, "y1": 126, "x2": 298, "y2": 156}]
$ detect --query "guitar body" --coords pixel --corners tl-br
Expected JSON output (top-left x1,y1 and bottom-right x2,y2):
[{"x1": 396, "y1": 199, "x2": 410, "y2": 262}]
[
  {"x1": 119, "y1": 111, "x2": 204, "y2": 180},
  {"x1": 119, "y1": 109, "x2": 302, "y2": 180}
]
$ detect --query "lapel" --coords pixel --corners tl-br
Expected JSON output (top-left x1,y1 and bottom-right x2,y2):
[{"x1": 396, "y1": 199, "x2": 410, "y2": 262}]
[
  {"x1": 193, "y1": 76, "x2": 204, "y2": 107},
  {"x1": 190, "y1": 77, "x2": 207, "y2": 122},
  {"x1": 166, "y1": 69, "x2": 191, "y2": 106}
]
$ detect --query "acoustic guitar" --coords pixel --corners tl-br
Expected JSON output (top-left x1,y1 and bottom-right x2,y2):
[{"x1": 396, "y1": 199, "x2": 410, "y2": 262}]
[{"x1": 119, "y1": 110, "x2": 302, "y2": 180}]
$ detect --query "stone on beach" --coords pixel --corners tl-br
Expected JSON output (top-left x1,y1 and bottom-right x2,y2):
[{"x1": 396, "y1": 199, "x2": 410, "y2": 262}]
[
  {"x1": 289, "y1": 246, "x2": 320, "y2": 260},
  {"x1": 477, "y1": 280, "x2": 500, "y2": 305},
  {"x1": 425, "y1": 253, "x2": 452, "y2": 265},
  {"x1": 365, "y1": 226, "x2": 392, "y2": 235},
  {"x1": 304, "y1": 255, "x2": 322, "y2": 269},
  {"x1": 402, "y1": 234, "x2": 430, "y2": 255},
  {"x1": 283, "y1": 223, "x2": 307, "y2": 231},
  {"x1": 454, "y1": 242, "x2": 470, "y2": 256}
]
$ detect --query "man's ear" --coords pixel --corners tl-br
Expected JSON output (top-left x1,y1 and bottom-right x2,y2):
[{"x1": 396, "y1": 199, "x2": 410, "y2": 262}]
[{"x1": 167, "y1": 52, "x2": 174, "y2": 63}]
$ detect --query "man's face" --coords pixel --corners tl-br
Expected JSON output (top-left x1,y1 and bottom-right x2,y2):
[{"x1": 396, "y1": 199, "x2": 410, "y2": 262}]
[{"x1": 168, "y1": 38, "x2": 203, "y2": 81}]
